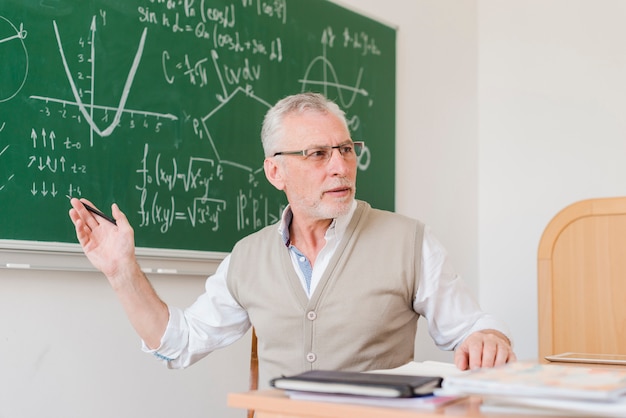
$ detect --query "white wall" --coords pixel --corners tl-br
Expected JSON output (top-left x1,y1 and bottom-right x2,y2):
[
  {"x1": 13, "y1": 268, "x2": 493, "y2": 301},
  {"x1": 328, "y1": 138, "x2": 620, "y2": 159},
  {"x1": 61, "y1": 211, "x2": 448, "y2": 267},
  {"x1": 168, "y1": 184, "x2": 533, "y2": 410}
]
[
  {"x1": 478, "y1": 0, "x2": 626, "y2": 359},
  {"x1": 5, "y1": 1, "x2": 626, "y2": 417},
  {"x1": 0, "y1": 266, "x2": 252, "y2": 418}
]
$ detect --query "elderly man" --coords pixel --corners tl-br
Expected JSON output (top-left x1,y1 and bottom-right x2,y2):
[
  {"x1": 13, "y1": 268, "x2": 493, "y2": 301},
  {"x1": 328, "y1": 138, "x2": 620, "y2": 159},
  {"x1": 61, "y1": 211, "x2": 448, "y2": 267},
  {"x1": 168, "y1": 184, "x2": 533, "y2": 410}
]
[{"x1": 69, "y1": 92, "x2": 515, "y2": 387}]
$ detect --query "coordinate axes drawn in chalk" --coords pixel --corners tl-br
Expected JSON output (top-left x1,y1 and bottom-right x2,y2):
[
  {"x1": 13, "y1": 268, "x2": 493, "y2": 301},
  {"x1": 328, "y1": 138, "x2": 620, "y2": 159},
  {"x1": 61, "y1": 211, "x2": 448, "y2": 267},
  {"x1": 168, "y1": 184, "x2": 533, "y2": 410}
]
[{"x1": 30, "y1": 16, "x2": 178, "y2": 146}]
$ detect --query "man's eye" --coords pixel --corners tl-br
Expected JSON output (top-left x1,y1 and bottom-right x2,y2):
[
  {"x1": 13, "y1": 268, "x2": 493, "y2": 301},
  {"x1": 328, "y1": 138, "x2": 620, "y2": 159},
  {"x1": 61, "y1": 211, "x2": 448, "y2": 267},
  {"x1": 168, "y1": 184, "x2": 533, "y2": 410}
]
[
  {"x1": 308, "y1": 149, "x2": 329, "y2": 159},
  {"x1": 340, "y1": 145, "x2": 354, "y2": 154}
]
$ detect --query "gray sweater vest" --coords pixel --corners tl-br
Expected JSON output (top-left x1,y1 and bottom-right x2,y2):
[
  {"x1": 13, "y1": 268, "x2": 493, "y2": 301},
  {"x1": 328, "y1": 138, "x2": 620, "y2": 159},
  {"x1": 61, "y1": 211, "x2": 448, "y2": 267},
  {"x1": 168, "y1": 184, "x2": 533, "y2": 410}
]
[{"x1": 226, "y1": 200, "x2": 424, "y2": 385}]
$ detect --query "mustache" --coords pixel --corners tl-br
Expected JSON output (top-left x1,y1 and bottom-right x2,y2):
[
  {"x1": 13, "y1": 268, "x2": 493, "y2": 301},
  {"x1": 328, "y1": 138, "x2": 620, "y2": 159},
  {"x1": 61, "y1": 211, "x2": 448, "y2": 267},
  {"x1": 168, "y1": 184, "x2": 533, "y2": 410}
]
[{"x1": 324, "y1": 180, "x2": 355, "y2": 192}]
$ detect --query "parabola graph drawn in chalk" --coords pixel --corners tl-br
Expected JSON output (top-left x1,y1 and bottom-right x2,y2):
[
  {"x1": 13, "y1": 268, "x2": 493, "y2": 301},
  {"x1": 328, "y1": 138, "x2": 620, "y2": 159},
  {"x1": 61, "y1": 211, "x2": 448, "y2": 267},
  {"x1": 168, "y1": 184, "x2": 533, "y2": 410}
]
[{"x1": 30, "y1": 17, "x2": 178, "y2": 147}]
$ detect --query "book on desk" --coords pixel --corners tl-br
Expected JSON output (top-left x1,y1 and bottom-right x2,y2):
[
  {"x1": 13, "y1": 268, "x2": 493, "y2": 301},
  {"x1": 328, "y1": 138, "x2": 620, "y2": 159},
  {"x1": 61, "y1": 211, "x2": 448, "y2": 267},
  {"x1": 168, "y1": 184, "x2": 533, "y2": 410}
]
[
  {"x1": 270, "y1": 370, "x2": 443, "y2": 398},
  {"x1": 267, "y1": 361, "x2": 465, "y2": 410}
]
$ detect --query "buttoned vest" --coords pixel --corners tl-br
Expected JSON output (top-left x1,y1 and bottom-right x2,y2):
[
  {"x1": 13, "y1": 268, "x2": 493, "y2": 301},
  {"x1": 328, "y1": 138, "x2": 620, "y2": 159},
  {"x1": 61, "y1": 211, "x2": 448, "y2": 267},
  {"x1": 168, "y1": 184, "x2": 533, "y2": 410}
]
[{"x1": 226, "y1": 200, "x2": 424, "y2": 386}]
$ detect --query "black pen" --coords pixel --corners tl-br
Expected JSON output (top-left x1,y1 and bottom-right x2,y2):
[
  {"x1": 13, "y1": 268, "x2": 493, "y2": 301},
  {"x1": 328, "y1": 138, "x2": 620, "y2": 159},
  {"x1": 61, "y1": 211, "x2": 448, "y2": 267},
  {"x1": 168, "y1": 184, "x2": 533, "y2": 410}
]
[{"x1": 67, "y1": 195, "x2": 117, "y2": 226}]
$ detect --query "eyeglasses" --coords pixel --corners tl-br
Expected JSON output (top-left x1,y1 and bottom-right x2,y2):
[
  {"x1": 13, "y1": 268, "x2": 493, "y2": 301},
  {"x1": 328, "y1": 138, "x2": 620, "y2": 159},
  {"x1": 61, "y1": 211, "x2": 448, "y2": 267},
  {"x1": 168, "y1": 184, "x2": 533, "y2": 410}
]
[{"x1": 273, "y1": 141, "x2": 365, "y2": 163}]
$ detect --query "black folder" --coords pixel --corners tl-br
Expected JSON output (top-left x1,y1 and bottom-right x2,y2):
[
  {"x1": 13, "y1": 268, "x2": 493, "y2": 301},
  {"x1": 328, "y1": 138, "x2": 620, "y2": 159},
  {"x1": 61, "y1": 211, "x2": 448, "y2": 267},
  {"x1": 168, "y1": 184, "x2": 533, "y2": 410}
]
[{"x1": 270, "y1": 370, "x2": 443, "y2": 398}]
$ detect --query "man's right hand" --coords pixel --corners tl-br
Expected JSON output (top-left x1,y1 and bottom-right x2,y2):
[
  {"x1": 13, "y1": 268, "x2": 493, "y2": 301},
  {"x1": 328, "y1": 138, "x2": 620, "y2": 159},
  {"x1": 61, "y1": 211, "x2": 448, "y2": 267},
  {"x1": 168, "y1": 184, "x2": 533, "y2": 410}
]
[
  {"x1": 68, "y1": 198, "x2": 138, "y2": 281},
  {"x1": 68, "y1": 198, "x2": 169, "y2": 349}
]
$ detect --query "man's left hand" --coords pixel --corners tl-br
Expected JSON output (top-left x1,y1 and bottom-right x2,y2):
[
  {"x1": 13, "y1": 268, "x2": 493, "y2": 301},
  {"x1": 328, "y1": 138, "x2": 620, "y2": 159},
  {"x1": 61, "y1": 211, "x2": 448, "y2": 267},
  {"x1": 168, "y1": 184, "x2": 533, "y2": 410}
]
[{"x1": 454, "y1": 329, "x2": 516, "y2": 370}]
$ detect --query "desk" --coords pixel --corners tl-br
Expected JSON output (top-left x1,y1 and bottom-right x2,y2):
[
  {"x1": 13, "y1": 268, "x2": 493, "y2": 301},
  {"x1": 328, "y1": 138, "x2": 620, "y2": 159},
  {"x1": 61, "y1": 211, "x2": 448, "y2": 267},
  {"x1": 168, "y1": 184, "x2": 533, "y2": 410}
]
[{"x1": 228, "y1": 390, "x2": 563, "y2": 418}]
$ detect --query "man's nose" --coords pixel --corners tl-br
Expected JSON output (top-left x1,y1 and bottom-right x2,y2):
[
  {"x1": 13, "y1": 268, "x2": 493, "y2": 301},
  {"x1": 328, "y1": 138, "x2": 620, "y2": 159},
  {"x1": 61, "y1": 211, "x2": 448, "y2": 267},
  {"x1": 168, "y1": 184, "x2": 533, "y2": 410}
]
[{"x1": 326, "y1": 147, "x2": 351, "y2": 174}]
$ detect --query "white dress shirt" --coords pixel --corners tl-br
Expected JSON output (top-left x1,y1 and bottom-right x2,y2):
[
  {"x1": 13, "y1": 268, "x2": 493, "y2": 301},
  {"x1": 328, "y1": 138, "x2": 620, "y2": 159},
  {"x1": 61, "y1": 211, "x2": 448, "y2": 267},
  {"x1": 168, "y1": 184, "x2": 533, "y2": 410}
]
[{"x1": 144, "y1": 202, "x2": 510, "y2": 368}]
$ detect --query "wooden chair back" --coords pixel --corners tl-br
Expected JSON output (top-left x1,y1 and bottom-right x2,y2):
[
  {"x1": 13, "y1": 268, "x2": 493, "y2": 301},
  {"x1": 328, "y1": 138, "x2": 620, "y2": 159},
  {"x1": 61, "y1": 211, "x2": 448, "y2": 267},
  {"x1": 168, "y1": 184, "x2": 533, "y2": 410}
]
[
  {"x1": 538, "y1": 196, "x2": 626, "y2": 360},
  {"x1": 247, "y1": 328, "x2": 258, "y2": 418}
]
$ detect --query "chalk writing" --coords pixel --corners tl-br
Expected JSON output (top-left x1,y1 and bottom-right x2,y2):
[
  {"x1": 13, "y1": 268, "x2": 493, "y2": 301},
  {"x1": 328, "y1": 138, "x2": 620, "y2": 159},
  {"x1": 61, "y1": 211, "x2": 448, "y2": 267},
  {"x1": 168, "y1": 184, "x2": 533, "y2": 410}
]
[
  {"x1": 0, "y1": 16, "x2": 28, "y2": 103},
  {"x1": 0, "y1": 0, "x2": 394, "y2": 253}
]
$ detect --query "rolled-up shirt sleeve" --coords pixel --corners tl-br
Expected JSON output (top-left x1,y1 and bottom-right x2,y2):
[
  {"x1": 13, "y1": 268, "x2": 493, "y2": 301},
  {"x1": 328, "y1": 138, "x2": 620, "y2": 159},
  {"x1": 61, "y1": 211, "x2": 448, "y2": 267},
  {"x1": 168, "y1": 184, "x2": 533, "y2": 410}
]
[
  {"x1": 142, "y1": 255, "x2": 252, "y2": 368},
  {"x1": 413, "y1": 226, "x2": 512, "y2": 351}
]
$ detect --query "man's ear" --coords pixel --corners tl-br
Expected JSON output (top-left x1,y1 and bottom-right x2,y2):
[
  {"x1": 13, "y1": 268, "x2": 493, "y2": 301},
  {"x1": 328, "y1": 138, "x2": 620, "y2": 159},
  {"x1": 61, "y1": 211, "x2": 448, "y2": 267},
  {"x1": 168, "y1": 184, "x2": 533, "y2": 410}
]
[{"x1": 264, "y1": 157, "x2": 285, "y2": 191}]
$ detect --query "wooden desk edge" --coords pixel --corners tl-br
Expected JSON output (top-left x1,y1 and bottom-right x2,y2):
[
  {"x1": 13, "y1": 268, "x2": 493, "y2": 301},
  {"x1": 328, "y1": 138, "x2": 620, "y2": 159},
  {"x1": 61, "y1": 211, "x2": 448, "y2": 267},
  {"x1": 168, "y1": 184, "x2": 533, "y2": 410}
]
[
  {"x1": 228, "y1": 389, "x2": 479, "y2": 418},
  {"x1": 229, "y1": 363, "x2": 626, "y2": 417}
]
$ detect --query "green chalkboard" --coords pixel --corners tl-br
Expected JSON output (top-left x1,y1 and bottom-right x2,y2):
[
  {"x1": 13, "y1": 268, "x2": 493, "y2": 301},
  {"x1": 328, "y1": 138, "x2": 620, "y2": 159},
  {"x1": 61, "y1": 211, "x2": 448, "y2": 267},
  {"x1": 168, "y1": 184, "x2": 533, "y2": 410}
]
[{"x1": 0, "y1": 0, "x2": 395, "y2": 254}]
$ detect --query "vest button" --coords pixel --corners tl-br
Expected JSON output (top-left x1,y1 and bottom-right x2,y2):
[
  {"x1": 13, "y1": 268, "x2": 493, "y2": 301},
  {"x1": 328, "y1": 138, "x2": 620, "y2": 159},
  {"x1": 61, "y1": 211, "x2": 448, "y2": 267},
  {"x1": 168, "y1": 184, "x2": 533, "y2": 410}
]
[
  {"x1": 306, "y1": 352, "x2": 317, "y2": 363},
  {"x1": 306, "y1": 311, "x2": 317, "y2": 320}
]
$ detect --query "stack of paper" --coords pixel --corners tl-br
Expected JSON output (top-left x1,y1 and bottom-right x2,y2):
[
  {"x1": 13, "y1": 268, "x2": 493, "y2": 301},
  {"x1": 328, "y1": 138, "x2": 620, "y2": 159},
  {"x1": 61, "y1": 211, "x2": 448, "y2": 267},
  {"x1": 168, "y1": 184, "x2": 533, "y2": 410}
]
[{"x1": 442, "y1": 361, "x2": 626, "y2": 417}]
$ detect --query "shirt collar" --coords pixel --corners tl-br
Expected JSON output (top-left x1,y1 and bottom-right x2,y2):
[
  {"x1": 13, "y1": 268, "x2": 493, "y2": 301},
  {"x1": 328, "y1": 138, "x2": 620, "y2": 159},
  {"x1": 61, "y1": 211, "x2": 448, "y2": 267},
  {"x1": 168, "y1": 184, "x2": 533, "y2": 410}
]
[{"x1": 278, "y1": 200, "x2": 358, "y2": 247}]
